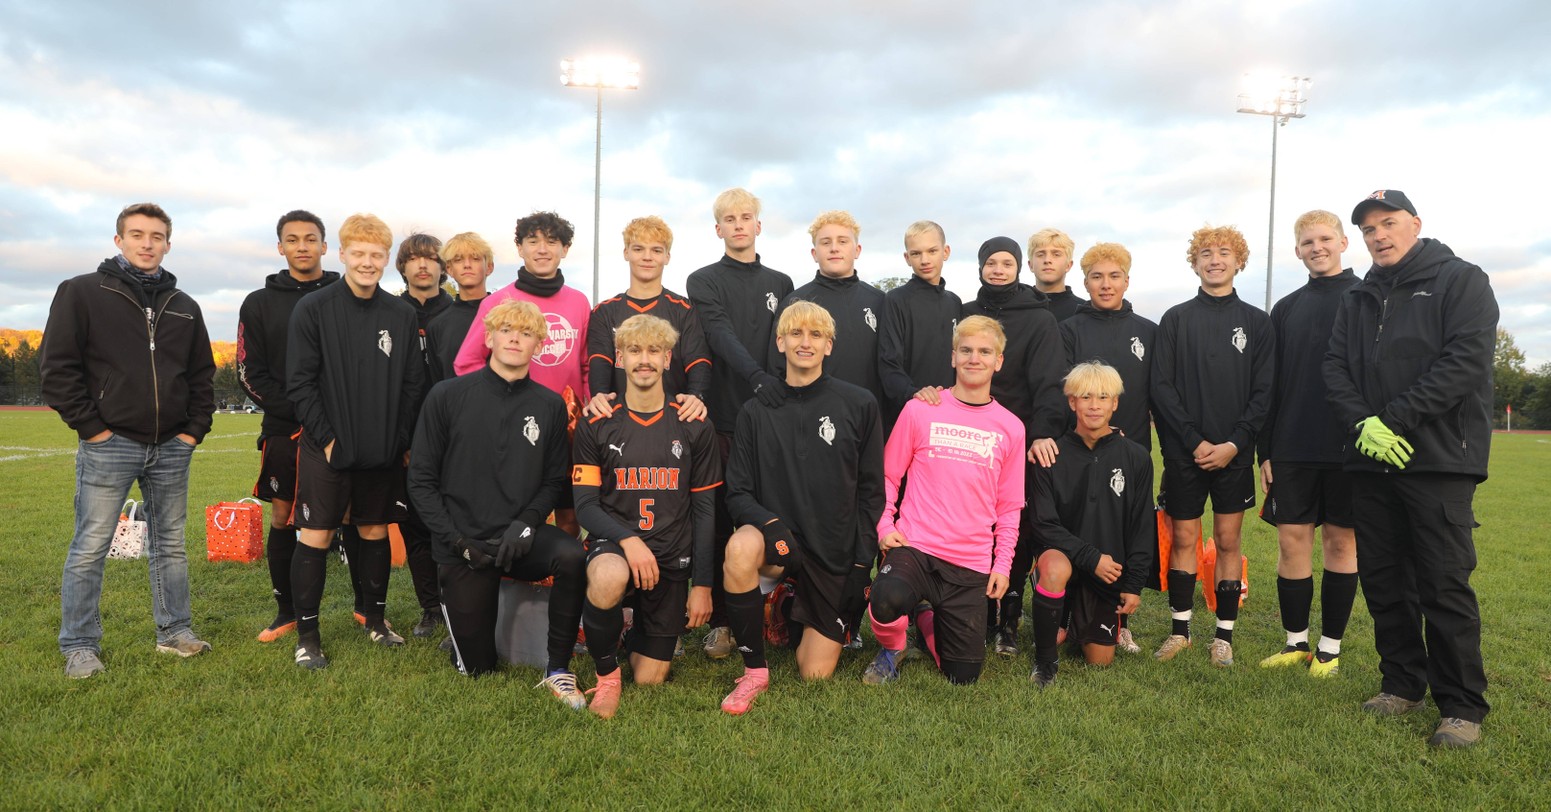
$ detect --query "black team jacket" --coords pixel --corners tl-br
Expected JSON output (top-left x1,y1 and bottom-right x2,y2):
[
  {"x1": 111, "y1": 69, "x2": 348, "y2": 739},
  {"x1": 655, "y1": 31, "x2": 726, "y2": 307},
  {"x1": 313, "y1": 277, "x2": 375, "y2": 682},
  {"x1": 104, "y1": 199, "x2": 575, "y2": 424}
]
[
  {"x1": 287, "y1": 281, "x2": 423, "y2": 470},
  {"x1": 771, "y1": 272, "x2": 888, "y2": 413},
  {"x1": 1257, "y1": 269, "x2": 1360, "y2": 466},
  {"x1": 41, "y1": 258, "x2": 216, "y2": 444},
  {"x1": 878, "y1": 274, "x2": 960, "y2": 419},
  {"x1": 685, "y1": 254, "x2": 793, "y2": 434},
  {"x1": 1060, "y1": 300, "x2": 1158, "y2": 450},
  {"x1": 585, "y1": 288, "x2": 713, "y2": 401},
  {"x1": 236, "y1": 268, "x2": 340, "y2": 438},
  {"x1": 403, "y1": 289, "x2": 452, "y2": 393},
  {"x1": 408, "y1": 369, "x2": 569, "y2": 565},
  {"x1": 1032, "y1": 430, "x2": 1154, "y2": 597},
  {"x1": 963, "y1": 281, "x2": 1067, "y2": 442},
  {"x1": 426, "y1": 295, "x2": 483, "y2": 384},
  {"x1": 726, "y1": 374, "x2": 884, "y2": 576},
  {"x1": 1324, "y1": 239, "x2": 1497, "y2": 479},
  {"x1": 1044, "y1": 288, "x2": 1087, "y2": 323},
  {"x1": 1151, "y1": 288, "x2": 1274, "y2": 467}
]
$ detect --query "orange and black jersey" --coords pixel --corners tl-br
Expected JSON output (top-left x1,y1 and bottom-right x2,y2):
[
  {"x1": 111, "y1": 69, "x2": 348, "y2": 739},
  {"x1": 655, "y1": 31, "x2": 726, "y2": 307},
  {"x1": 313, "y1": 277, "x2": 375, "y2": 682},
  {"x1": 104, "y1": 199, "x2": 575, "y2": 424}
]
[
  {"x1": 572, "y1": 402, "x2": 722, "y2": 585},
  {"x1": 586, "y1": 289, "x2": 712, "y2": 403}
]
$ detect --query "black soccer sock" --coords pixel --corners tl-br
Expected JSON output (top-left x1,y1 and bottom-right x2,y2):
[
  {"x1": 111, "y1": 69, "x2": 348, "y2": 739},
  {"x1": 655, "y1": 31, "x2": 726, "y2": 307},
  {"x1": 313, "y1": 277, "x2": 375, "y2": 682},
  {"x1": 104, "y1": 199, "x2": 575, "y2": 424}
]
[
  {"x1": 1214, "y1": 580, "x2": 1241, "y2": 643},
  {"x1": 726, "y1": 587, "x2": 767, "y2": 669},
  {"x1": 355, "y1": 539, "x2": 392, "y2": 624},
  {"x1": 266, "y1": 526, "x2": 297, "y2": 618},
  {"x1": 1167, "y1": 569, "x2": 1195, "y2": 638},
  {"x1": 1031, "y1": 587, "x2": 1064, "y2": 666},
  {"x1": 1276, "y1": 575, "x2": 1314, "y2": 643},
  {"x1": 291, "y1": 544, "x2": 329, "y2": 635},
  {"x1": 1320, "y1": 570, "x2": 1360, "y2": 644},
  {"x1": 583, "y1": 600, "x2": 625, "y2": 677},
  {"x1": 340, "y1": 524, "x2": 366, "y2": 614}
]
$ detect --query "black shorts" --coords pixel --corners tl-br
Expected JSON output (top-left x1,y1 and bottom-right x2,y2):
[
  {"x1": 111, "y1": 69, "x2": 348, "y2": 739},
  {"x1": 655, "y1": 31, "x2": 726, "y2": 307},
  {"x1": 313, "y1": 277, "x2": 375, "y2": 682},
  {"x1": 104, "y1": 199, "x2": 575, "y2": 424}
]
[
  {"x1": 1161, "y1": 460, "x2": 1255, "y2": 520},
  {"x1": 1066, "y1": 577, "x2": 1122, "y2": 647},
  {"x1": 874, "y1": 545, "x2": 989, "y2": 664},
  {"x1": 252, "y1": 430, "x2": 300, "y2": 503},
  {"x1": 1263, "y1": 464, "x2": 1353, "y2": 527},
  {"x1": 293, "y1": 439, "x2": 407, "y2": 529},
  {"x1": 787, "y1": 559, "x2": 851, "y2": 645},
  {"x1": 586, "y1": 540, "x2": 691, "y2": 645}
]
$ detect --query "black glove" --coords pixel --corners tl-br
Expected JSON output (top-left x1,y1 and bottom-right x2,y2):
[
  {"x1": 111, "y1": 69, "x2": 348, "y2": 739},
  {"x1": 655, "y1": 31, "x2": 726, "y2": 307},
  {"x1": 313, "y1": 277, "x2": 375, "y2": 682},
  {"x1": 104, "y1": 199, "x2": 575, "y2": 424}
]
[
  {"x1": 760, "y1": 518, "x2": 799, "y2": 567},
  {"x1": 839, "y1": 564, "x2": 873, "y2": 630},
  {"x1": 751, "y1": 371, "x2": 785, "y2": 409},
  {"x1": 451, "y1": 538, "x2": 496, "y2": 570},
  {"x1": 487, "y1": 521, "x2": 535, "y2": 569}
]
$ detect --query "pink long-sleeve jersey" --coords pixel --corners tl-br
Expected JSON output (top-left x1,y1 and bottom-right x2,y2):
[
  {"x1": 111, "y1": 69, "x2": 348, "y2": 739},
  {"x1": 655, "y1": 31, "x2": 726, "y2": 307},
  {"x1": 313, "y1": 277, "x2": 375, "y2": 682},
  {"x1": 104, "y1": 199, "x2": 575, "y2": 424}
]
[
  {"x1": 878, "y1": 393, "x2": 1025, "y2": 576},
  {"x1": 452, "y1": 281, "x2": 591, "y2": 402}
]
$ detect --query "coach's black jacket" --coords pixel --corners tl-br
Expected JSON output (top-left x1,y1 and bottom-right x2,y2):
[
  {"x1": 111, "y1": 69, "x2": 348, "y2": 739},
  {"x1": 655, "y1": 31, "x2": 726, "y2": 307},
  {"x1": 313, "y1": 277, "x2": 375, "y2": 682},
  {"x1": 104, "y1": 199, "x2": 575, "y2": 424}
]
[
  {"x1": 726, "y1": 374, "x2": 884, "y2": 576},
  {"x1": 771, "y1": 272, "x2": 888, "y2": 413},
  {"x1": 963, "y1": 281, "x2": 1067, "y2": 442},
  {"x1": 408, "y1": 369, "x2": 569, "y2": 565},
  {"x1": 878, "y1": 275, "x2": 960, "y2": 418},
  {"x1": 1151, "y1": 288, "x2": 1274, "y2": 467},
  {"x1": 1032, "y1": 430, "x2": 1154, "y2": 598},
  {"x1": 41, "y1": 259, "x2": 216, "y2": 445},
  {"x1": 1256, "y1": 269, "x2": 1360, "y2": 466},
  {"x1": 287, "y1": 281, "x2": 423, "y2": 470},
  {"x1": 685, "y1": 254, "x2": 793, "y2": 434},
  {"x1": 237, "y1": 269, "x2": 339, "y2": 437},
  {"x1": 1324, "y1": 239, "x2": 1497, "y2": 480},
  {"x1": 1060, "y1": 301, "x2": 1158, "y2": 450}
]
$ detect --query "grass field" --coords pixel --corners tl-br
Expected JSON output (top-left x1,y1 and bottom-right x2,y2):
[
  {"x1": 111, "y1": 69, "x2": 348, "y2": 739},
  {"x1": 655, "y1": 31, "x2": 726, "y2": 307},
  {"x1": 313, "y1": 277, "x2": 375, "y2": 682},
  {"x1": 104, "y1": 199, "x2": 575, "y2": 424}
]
[{"x1": 1, "y1": 411, "x2": 1548, "y2": 809}]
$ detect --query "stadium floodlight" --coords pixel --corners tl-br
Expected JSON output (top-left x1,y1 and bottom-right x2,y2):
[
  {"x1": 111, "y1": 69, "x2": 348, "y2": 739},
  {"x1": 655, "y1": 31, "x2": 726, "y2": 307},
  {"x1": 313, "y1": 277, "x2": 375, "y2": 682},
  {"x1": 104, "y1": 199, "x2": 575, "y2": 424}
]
[
  {"x1": 561, "y1": 56, "x2": 642, "y2": 304},
  {"x1": 1237, "y1": 73, "x2": 1311, "y2": 311}
]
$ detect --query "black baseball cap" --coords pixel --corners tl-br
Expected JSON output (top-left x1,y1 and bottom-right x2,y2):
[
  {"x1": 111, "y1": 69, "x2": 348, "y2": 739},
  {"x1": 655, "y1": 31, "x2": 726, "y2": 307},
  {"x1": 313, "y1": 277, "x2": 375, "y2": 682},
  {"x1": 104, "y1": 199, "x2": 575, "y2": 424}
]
[{"x1": 1351, "y1": 190, "x2": 1418, "y2": 225}]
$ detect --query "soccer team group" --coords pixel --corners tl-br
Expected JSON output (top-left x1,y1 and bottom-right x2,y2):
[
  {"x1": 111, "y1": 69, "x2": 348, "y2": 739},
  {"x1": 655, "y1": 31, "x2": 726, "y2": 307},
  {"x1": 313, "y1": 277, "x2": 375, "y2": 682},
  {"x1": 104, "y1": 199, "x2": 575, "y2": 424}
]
[{"x1": 41, "y1": 186, "x2": 1497, "y2": 746}]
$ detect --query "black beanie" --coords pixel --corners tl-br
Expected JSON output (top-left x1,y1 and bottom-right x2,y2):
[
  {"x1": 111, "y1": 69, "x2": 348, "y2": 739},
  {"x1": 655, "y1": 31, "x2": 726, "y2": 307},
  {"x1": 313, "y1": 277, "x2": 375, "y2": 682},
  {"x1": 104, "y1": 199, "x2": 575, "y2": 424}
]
[{"x1": 978, "y1": 236, "x2": 1022, "y2": 271}]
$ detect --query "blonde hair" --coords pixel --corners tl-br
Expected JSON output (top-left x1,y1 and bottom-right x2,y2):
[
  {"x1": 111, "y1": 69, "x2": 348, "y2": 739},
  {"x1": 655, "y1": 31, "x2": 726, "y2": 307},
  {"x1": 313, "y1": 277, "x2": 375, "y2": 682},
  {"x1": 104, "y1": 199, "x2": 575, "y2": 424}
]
[
  {"x1": 903, "y1": 220, "x2": 945, "y2": 246},
  {"x1": 1080, "y1": 242, "x2": 1133, "y2": 275},
  {"x1": 338, "y1": 213, "x2": 393, "y2": 249},
  {"x1": 1186, "y1": 225, "x2": 1249, "y2": 269},
  {"x1": 713, "y1": 188, "x2": 761, "y2": 221},
  {"x1": 776, "y1": 300, "x2": 836, "y2": 340},
  {"x1": 483, "y1": 300, "x2": 546, "y2": 336},
  {"x1": 807, "y1": 210, "x2": 861, "y2": 242},
  {"x1": 622, "y1": 216, "x2": 674, "y2": 251},
  {"x1": 614, "y1": 314, "x2": 679, "y2": 352},
  {"x1": 1292, "y1": 210, "x2": 1344, "y2": 241},
  {"x1": 441, "y1": 232, "x2": 494, "y2": 265},
  {"x1": 1063, "y1": 361, "x2": 1125, "y2": 398},
  {"x1": 1026, "y1": 228, "x2": 1074, "y2": 260},
  {"x1": 953, "y1": 315, "x2": 1007, "y2": 355}
]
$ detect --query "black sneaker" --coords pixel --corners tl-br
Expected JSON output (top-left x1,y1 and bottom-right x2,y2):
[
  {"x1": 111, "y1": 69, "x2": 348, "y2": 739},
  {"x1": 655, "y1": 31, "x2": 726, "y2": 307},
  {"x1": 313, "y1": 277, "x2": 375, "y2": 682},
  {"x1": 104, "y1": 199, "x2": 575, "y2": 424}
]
[
  {"x1": 295, "y1": 636, "x2": 329, "y2": 670},
  {"x1": 993, "y1": 626, "x2": 1019, "y2": 657},
  {"x1": 365, "y1": 618, "x2": 405, "y2": 647},
  {"x1": 412, "y1": 609, "x2": 444, "y2": 638},
  {"x1": 1030, "y1": 660, "x2": 1058, "y2": 689}
]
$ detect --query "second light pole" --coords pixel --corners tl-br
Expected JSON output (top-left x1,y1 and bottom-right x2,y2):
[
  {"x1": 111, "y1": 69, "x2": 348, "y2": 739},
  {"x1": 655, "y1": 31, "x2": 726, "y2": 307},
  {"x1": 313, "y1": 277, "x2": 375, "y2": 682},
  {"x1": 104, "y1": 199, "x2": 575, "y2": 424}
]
[
  {"x1": 1236, "y1": 73, "x2": 1311, "y2": 312},
  {"x1": 561, "y1": 55, "x2": 641, "y2": 304}
]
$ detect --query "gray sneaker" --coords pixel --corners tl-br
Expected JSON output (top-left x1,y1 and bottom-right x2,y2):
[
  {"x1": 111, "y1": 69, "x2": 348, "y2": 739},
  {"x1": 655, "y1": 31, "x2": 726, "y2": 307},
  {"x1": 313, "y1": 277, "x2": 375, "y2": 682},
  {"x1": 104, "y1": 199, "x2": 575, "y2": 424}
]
[
  {"x1": 1361, "y1": 692, "x2": 1424, "y2": 716},
  {"x1": 156, "y1": 631, "x2": 212, "y2": 657},
  {"x1": 703, "y1": 626, "x2": 735, "y2": 659},
  {"x1": 64, "y1": 649, "x2": 106, "y2": 679},
  {"x1": 1429, "y1": 717, "x2": 1482, "y2": 748}
]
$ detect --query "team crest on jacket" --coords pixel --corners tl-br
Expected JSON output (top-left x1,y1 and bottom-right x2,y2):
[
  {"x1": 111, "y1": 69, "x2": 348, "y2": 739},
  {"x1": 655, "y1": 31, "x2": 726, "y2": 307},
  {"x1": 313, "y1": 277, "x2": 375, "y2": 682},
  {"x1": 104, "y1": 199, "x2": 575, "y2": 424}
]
[
  {"x1": 377, "y1": 329, "x2": 393, "y2": 357},
  {"x1": 863, "y1": 307, "x2": 877, "y2": 332},
  {"x1": 818, "y1": 415, "x2": 836, "y2": 445},
  {"x1": 672, "y1": 439, "x2": 683, "y2": 459},
  {"x1": 1110, "y1": 468, "x2": 1126, "y2": 497},
  {"x1": 1130, "y1": 336, "x2": 1145, "y2": 361},
  {"x1": 523, "y1": 415, "x2": 540, "y2": 446},
  {"x1": 765, "y1": 292, "x2": 778, "y2": 313},
  {"x1": 1230, "y1": 327, "x2": 1247, "y2": 354}
]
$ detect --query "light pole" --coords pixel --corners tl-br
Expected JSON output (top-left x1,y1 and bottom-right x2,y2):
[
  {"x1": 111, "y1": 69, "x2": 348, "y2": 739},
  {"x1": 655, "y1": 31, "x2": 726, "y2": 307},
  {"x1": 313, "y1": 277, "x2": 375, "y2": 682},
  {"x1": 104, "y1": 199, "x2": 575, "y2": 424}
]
[
  {"x1": 1237, "y1": 73, "x2": 1310, "y2": 312},
  {"x1": 560, "y1": 55, "x2": 641, "y2": 304}
]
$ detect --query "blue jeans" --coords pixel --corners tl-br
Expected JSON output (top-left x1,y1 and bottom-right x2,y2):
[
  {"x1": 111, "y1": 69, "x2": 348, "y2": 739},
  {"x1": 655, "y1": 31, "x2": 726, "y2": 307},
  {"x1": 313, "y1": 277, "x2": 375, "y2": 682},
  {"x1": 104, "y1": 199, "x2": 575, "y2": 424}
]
[{"x1": 60, "y1": 433, "x2": 197, "y2": 654}]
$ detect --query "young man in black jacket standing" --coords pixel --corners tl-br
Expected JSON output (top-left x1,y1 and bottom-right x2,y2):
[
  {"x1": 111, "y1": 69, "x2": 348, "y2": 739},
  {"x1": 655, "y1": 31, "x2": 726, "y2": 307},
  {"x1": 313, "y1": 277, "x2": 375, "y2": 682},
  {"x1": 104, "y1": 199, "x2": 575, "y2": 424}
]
[
  {"x1": 1151, "y1": 225, "x2": 1274, "y2": 668},
  {"x1": 42, "y1": 202, "x2": 216, "y2": 678},
  {"x1": 685, "y1": 188, "x2": 793, "y2": 659},
  {"x1": 1257, "y1": 210, "x2": 1360, "y2": 677},
  {"x1": 1028, "y1": 228, "x2": 1086, "y2": 322},
  {"x1": 408, "y1": 300, "x2": 588, "y2": 708},
  {"x1": 1325, "y1": 190, "x2": 1497, "y2": 748},
  {"x1": 878, "y1": 220, "x2": 960, "y2": 425},
  {"x1": 285, "y1": 213, "x2": 424, "y2": 668}
]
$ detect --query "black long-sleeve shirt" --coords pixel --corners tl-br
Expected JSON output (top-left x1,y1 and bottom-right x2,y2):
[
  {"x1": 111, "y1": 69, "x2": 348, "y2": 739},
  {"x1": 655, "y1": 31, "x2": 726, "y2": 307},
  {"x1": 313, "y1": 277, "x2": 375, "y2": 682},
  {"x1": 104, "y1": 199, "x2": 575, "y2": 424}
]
[
  {"x1": 963, "y1": 282, "x2": 1067, "y2": 442},
  {"x1": 878, "y1": 275, "x2": 960, "y2": 418},
  {"x1": 1043, "y1": 288, "x2": 1087, "y2": 323},
  {"x1": 726, "y1": 374, "x2": 884, "y2": 576},
  {"x1": 1257, "y1": 270, "x2": 1360, "y2": 466},
  {"x1": 685, "y1": 254, "x2": 793, "y2": 434},
  {"x1": 771, "y1": 272, "x2": 887, "y2": 413},
  {"x1": 407, "y1": 369, "x2": 570, "y2": 565},
  {"x1": 287, "y1": 281, "x2": 423, "y2": 469},
  {"x1": 1060, "y1": 300, "x2": 1158, "y2": 450},
  {"x1": 426, "y1": 295, "x2": 483, "y2": 384},
  {"x1": 585, "y1": 288, "x2": 712, "y2": 401},
  {"x1": 1150, "y1": 288, "x2": 1274, "y2": 466},
  {"x1": 236, "y1": 269, "x2": 339, "y2": 437},
  {"x1": 1032, "y1": 431, "x2": 1154, "y2": 597}
]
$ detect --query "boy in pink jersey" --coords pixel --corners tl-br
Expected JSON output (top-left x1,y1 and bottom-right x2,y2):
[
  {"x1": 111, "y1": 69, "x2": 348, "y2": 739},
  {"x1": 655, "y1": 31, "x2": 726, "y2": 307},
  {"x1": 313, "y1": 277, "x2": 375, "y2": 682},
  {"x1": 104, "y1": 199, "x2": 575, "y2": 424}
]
[{"x1": 863, "y1": 315, "x2": 1026, "y2": 685}]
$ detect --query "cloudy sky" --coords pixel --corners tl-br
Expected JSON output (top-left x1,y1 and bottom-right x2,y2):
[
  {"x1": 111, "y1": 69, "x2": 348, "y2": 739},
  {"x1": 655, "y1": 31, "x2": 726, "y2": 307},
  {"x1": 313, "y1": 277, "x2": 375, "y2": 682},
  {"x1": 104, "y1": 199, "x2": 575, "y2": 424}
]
[{"x1": 3, "y1": 1, "x2": 1548, "y2": 364}]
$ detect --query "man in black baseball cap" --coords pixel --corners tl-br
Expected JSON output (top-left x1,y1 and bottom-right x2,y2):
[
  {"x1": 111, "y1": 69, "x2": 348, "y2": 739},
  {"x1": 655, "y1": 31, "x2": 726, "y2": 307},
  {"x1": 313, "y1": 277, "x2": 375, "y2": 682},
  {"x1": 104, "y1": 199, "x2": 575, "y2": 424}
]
[{"x1": 1325, "y1": 189, "x2": 1498, "y2": 748}]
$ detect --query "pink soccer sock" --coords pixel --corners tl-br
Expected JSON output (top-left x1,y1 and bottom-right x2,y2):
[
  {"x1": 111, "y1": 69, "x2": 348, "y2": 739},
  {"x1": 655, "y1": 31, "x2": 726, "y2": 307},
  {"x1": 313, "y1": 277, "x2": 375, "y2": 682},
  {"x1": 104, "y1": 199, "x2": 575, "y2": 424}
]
[
  {"x1": 869, "y1": 606, "x2": 908, "y2": 651},
  {"x1": 917, "y1": 608, "x2": 941, "y2": 667}
]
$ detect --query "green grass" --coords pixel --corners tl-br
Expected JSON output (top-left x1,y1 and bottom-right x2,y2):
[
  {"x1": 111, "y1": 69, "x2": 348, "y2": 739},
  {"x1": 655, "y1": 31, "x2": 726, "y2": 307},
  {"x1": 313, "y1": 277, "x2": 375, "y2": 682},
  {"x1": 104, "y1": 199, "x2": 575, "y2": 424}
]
[{"x1": 1, "y1": 412, "x2": 1549, "y2": 809}]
